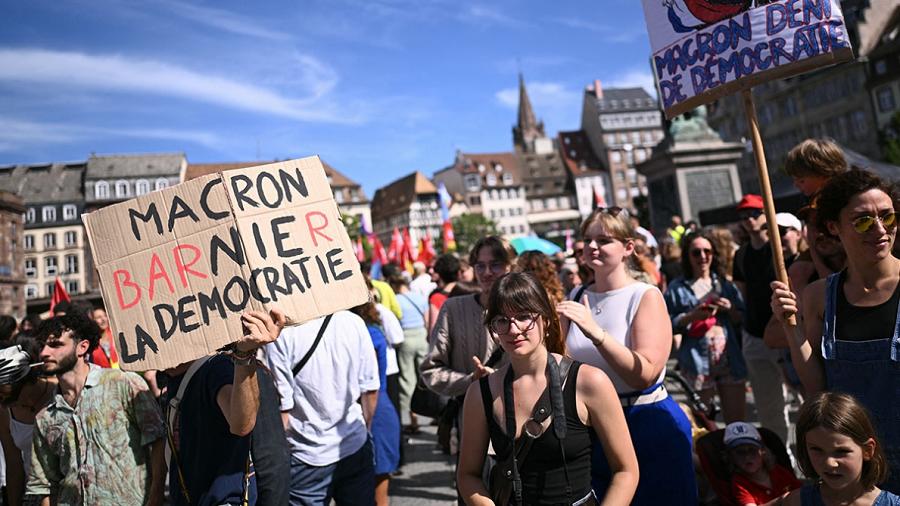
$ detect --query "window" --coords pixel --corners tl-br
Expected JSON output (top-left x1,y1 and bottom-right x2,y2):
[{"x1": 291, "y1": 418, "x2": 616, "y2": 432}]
[
  {"x1": 45, "y1": 256, "x2": 58, "y2": 276},
  {"x1": 611, "y1": 151, "x2": 622, "y2": 163},
  {"x1": 95, "y1": 181, "x2": 109, "y2": 199},
  {"x1": 45, "y1": 283, "x2": 55, "y2": 298},
  {"x1": 333, "y1": 190, "x2": 344, "y2": 203},
  {"x1": 546, "y1": 198, "x2": 557, "y2": 210},
  {"x1": 486, "y1": 174, "x2": 497, "y2": 186},
  {"x1": 66, "y1": 280, "x2": 79, "y2": 294},
  {"x1": 464, "y1": 175, "x2": 480, "y2": 191},
  {"x1": 852, "y1": 111, "x2": 869, "y2": 136},
  {"x1": 25, "y1": 285, "x2": 38, "y2": 299},
  {"x1": 500, "y1": 189, "x2": 508, "y2": 199},
  {"x1": 115, "y1": 180, "x2": 129, "y2": 198},
  {"x1": 875, "y1": 59, "x2": 888, "y2": 75},
  {"x1": 42, "y1": 206, "x2": 56, "y2": 223},
  {"x1": 65, "y1": 254, "x2": 79, "y2": 274},
  {"x1": 24, "y1": 235, "x2": 34, "y2": 250},
  {"x1": 495, "y1": 163, "x2": 504, "y2": 172},
  {"x1": 636, "y1": 149, "x2": 647, "y2": 163},
  {"x1": 878, "y1": 87, "x2": 896, "y2": 112},
  {"x1": 25, "y1": 258, "x2": 36, "y2": 278},
  {"x1": 44, "y1": 233, "x2": 56, "y2": 249},
  {"x1": 135, "y1": 179, "x2": 150, "y2": 195},
  {"x1": 64, "y1": 231, "x2": 77, "y2": 247},
  {"x1": 62, "y1": 204, "x2": 77, "y2": 221},
  {"x1": 155, "y1": 178, "x2": 169, "y2": 191}
]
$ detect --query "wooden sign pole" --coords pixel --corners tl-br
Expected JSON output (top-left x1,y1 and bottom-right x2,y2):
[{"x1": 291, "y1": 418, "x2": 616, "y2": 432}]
[{"x1": 741, "y1": 89, "x2": 796, "y2": 326}]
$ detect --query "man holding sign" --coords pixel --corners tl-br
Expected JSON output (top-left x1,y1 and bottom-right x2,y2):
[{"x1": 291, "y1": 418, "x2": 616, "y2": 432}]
[{"x1": 165, "y1": 308, "x2": 285, "y2": 506}]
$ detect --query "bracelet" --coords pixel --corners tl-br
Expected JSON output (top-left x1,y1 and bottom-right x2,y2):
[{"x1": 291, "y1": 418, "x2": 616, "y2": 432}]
[{"x1": 230, "y1": 348, "x2": 257, "y2": 366}]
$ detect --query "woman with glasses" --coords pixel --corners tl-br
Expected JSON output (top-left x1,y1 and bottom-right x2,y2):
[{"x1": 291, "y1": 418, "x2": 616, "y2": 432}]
[
  {"x1": 771, "y1": 168, "x2": 900, "y2": 493},
  {"x1": 0, "y1": 336, "x2": 55, "y2": 506},
  {"x1": 664, "y1": 230, "x2": 747, "y2": 422},
  {"x1": 420, "y1": 236, "x2": 515, "y2": 455},
  {"x1": 457, "y1": 272, "x2": 638, "y2": 505},
  {"x1": 556, "y1": 208, "x2": 697, "y2": 505}
]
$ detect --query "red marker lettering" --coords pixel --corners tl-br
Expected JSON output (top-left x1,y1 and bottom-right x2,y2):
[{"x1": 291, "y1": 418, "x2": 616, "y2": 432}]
[
  {"x1": 173, "y1": 244, "x2": 208, "y2": 288},
  {"x1": 113, "y1": 269, "x2": 141, "y2": 309},
  {"x1": 305, "y1": 211, "x2": 332, "y2": 247},
  {"x1": 147, "y1": 252, "x2": 175, "y2": 300}
]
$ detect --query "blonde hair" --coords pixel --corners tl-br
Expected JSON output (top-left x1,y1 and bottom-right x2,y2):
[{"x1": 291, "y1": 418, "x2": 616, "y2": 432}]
[
  {"x1": 580, "y1": 210, "x2": 636, "y2": 242},
  {"x1": 784, "y1": 138, "x2": 848, "y2": 178}
]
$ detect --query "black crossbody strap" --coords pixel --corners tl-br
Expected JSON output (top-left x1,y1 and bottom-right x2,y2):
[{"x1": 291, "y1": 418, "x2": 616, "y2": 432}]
[
  {"x1": 485, "y1": 345, "x2": 504, "y2": 369},
  {"x1": 292, "y1": 314, "x2": 333, "y2": 377},
  {"x1": 573, "y1": 285, "x2": 587, "y2": 302}
]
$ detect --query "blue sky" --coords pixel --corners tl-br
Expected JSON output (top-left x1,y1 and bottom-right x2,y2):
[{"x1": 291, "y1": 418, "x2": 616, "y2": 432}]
[{"x1": 0, "y1": 0, "x2": 655, "y2": 197}]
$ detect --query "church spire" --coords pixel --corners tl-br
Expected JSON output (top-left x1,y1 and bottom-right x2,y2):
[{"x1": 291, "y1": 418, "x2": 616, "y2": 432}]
[{"x1": 513, "y1": 73, "x2": 545, "y2": 152}]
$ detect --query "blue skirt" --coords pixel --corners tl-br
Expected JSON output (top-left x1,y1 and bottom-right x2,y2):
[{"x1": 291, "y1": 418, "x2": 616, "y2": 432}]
[
  {"x1": 371, "y1": 389, "x2": 401, "y2": 476},
  {"x1": 591, "y1": 396, "x2": 698, "y2": 505}
]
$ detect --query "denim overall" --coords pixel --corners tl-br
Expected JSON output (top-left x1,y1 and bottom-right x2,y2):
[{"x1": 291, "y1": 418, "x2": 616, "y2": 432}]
[{"x1": 822, "y1": 273, "x2": 900, "y2": 494}]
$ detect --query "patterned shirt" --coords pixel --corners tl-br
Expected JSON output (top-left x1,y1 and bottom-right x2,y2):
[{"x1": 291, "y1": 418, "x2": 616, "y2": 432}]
[{"x1": 26, "y1": 365, "x2": 166, "y2": 505}]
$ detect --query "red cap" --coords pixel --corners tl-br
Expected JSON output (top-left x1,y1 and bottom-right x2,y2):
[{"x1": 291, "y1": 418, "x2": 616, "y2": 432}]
[{"x1": 736, "y1": 194, "x2": 764, "y2": 210}]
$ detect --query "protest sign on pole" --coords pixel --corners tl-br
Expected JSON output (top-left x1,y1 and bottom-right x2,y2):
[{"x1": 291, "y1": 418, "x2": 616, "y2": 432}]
[
  {"x1": 639, "y1": 0, "x2": 856, "y2": 325},
  {"x1": 84, "y1": 156, "x2": 370, "y2": 371},
  {"x1": 643, "y1": 0, "x2": 854, "y2": 119}
]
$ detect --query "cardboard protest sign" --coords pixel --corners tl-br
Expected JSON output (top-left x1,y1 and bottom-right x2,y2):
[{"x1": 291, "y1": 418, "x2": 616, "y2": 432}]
[
  {"x1": 83, "y1": 156, "x2": 370, "y2": 371},
  {"x1": 642, "y1": 0, "x2": 854, "y2": 118}
]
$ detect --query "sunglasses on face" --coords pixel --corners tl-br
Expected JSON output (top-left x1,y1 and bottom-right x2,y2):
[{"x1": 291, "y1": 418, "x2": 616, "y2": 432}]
[
  {"x1": 597, "y1": 206, "x2": 623, "y2": 216},
  {"x1": 489, "y1": 313, "x2": 539, "y2": 335},
  {"x1": 690, "y1": 248, "x2": 713, "y2": 258},
  {"x1": 738, "y1": 209, "x2": 764, "y2": 220},
  {"x1": 474, "y1": 261, "x2": 509, "y2": 274},
  {"x1": 851, "y1": 212, "x2": 897, "y2": 233}
]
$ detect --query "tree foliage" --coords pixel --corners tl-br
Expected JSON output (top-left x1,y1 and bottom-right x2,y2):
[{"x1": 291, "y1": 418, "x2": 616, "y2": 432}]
[{"x1": 451, "y1": 213, "x2": 499, "y2": 255}]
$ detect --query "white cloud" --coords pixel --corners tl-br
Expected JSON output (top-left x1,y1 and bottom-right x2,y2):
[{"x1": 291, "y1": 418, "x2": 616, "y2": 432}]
[
  {"x1": 605, "y1": 70, "x2": 658, "y2": 97},
  {"x1": 460, "y1": 5, "x2": 530, "y2": 27},
  {"x1": 0, "y1": 117, "x2": 222, "y2": 152},
  {"x1": 0, "y1": 48, "x2": 365, "y2": 124},
  {"x1": 495, "y1": 81, "x2": 580, "y2": 111},
  {"x1": 154, "y1": 0, "x2": 292, "y2": 41}
]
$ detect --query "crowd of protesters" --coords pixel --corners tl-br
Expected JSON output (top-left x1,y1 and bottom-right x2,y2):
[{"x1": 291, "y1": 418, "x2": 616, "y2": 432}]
[{"x1": 0, "y1": 137, "x2": 899, "y2": 505}]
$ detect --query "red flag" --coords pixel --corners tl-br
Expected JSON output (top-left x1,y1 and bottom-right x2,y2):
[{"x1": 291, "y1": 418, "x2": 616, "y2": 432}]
[
  {"x1": 442, "y1": 220, "x2": 456, "y2": 252},
  {"x1": 387, "y1": 227, "x2": 403, "y2": 262},
  {"x1": 401, "y1": 228, "x2": 416, "y2": 272},
  {"x1": 355, "y1": 237, "x2": 365, "y2": 262},
  {"x1": 371, "y1": 235, "x2": 388, "y2": 265},
  {"x1": 418, "y1": 233, "x2": 437, "y2": 265},
  {"x1": 593, "y1": 184, "x2": 607, "y2": 208},
  {"x1": 49, "y1": 277, "x2": 70, "y2": 314}
]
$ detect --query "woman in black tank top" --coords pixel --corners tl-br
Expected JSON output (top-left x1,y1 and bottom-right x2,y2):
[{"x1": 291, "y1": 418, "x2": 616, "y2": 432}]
[{"x1": 456, "y1": 272, "x2": 638, "y2": 505}]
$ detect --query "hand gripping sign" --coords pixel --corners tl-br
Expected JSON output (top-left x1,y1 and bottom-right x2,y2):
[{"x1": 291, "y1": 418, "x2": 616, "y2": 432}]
[{"x1": 83, "y1": 156, "x2": 370, "y2": 371}]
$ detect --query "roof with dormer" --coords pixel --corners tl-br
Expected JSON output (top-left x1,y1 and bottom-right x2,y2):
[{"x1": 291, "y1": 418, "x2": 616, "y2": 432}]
[
  {"x1": 558, "y1": 130, "x2": 606, "y2": 177},
  {"x1": 86, "y1": 153, "x2": 185, "y2": 180},
  {"x1": 0, "y1": 162, "x2": 85, "y2": 203},
  {"x1": 371, "y1": 171, "x2": 437, "y2": 219}
]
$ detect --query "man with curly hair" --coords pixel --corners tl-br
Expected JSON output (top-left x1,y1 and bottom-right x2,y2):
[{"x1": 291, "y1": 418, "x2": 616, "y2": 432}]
[{"x1": 26, "y1": 314, "x2": 166, "y2": 506}]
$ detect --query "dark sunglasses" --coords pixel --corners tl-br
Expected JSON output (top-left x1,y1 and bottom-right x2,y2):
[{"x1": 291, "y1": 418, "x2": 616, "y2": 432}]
[
  {"x1": 690, "y1": 248, "x2": 713, "y2": 258},
  {"x1": 738, "y1": 209, "x2": 763, "y2": 220},
  {"x1": 597, "y1": 206, "x2": 623, "y2": 216},
  {"x1": 851, "y1": 212, "x2": 897, "y2": 234}
]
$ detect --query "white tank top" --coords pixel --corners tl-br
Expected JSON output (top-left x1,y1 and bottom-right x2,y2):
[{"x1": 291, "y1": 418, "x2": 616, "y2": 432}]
[
  {"x1": 8, "y1": 409, "x2": 34, "y2": 476},
  {"x1": 565, "y1": 282, "x2": 667, "y2": 394}
]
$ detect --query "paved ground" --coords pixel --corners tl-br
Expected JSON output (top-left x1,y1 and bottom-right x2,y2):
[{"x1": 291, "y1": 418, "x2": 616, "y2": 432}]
[{"x1": 390, "y1": 421, "x2": 457, "y2": 505}]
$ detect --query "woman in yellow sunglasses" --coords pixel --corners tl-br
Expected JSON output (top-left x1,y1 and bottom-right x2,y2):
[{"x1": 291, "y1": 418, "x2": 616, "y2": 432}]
[{"x1": 771, "y1": 168, "x2": 900, "y2": 494}]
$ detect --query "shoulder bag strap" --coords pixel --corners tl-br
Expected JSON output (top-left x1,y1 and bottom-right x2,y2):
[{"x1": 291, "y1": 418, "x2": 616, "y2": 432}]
[
  {"x1": 292, "y1": 314, "x2": 333, "y2": 377},
  {"x1": 399, "y1": 293, "x2": 425, "y2": 318},
  {"x1": 166, "y1": 354, "x2": 214, "y2": 504},
  {"x1": 573, "y1": 285, "x2": 587, "y2": 302}
]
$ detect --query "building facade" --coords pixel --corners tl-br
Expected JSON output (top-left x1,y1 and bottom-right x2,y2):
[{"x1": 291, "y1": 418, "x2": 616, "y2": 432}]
[
  {"x1": 432, "y1": 151, "x2": 530, "y2": 237},
  {"x1": 0, "y1": 191, "x2": 25, "y2": 318},
  {"x1": 867, "y1": 5, "x2": 900, "y2": 132},
  {"x1": 371, "y1": 171, "x2": 442, "y2": 246},
  {"x1": 581, "y1": 81, "x2": 665, "y2": 210},
  {"x1": 513, "y1": 75, "x2": 581, "y2": 239},
  {"x1": 558, "y1": 130, "x2": 613, "y2": 219},
  {"x1": 0, "y1": 162, "x2": 89, "y2": 305}
]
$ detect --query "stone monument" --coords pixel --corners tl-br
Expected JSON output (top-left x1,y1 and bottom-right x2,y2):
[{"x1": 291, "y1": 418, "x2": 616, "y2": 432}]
[{"x1": 636, "y1": 105, "x2": 745, "y2": 233}]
